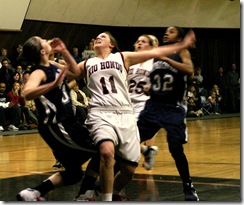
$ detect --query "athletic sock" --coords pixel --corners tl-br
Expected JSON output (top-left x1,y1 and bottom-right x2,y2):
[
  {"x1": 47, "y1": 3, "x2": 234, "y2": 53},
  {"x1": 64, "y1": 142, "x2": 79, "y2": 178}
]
[{"x1": 32, "y1": 179, "x2": 54, "y2": 197}]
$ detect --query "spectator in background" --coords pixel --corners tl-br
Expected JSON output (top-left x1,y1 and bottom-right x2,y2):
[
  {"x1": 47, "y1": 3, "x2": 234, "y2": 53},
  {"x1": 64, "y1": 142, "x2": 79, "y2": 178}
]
[
  {"x1": 186, "y1": 97, "x2": 203, "y2": 117},
  {"x1": 215, "y1": 66, "x2": 228, "y2": 113},
  {"x1": 0, "y1": 58, "x2": 15, "y2": 93},
  {"x1": 70, "y1": 81, "x2": 89, "y2": 124},
  {"x1": 187, "y1": 73, "x2": 198, "y2": 89},
  {"x1": 81, "y1": 39, "x2": 96, "y2": 60},
  {"x1": 78, "y1": 77, "x2": 91, "y2": 100},
  {"x1": 227, "y1": 63, "x2": 240, "y2": 113},
  {"x1": 15, "y1": 65, "x2": 25, "y2": 85},
  {"x1": 210, "y1": 84, "x2": 223, "y2": 113},
  {"x1": 72, "y1": 47, "x2": 82, "y2": 64},
  {"x1": 0, "y1": 82, "x2": 16, "y2": 131},
  {"x1": 12, "y1": 44, "x2": 23, "y2": 68},
  {"x1": 22, "y1": 71, "x2": 38, "y2": 126},
  {"x1": 0, "y1": 48, "x2": 13, "y2": 69},
  {"x1": 193, "y1": 67, "x2": 203, "y2": 93},
  {"x1": 206, "y1": 90, "x2": 220, "y2": 115},
  {"x1": 9, "y1": 71, "x2": 22, "y2": 89},
  {"x1": 8, "y1": 82, "x2": 31, "y2": 130}
]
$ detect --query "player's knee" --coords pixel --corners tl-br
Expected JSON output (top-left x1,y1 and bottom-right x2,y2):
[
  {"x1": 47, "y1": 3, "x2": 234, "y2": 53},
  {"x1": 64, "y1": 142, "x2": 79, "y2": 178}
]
[{"x1": 99, "y1": 141, "x2": 115, "y2": 162}]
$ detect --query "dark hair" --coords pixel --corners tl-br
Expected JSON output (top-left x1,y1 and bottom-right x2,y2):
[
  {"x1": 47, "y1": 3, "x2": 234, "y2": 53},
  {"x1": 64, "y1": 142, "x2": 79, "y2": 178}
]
[
  {"x1": 1, "y1": 58, "x2": 9, "y2": 64},
  {"x1": 21, "y1": 36, "x2": 42, "y2": 65},
  {"x1": 104, "y1": 31, "x2": 120, "y2": 53},
  {"x1": 174, "y1": 26, "x2": 186, "y2": 39}
]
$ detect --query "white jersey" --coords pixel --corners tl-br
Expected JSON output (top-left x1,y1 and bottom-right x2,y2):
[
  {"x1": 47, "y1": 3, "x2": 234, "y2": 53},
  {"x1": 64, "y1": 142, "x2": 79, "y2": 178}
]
[
  {"x1": 85, "y1": 52, "x2": 132, "y2": 109},
  {"x1": 84, "y1": 52, "x2": 141, "y2": 163},
  {"x1": 127, "y1": 58, "x2": 153, "y2": 118}
]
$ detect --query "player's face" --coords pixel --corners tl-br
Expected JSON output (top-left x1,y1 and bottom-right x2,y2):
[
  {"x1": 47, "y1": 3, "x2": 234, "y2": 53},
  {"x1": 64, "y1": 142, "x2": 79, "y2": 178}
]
[
  {"x1": 163, "y1": 27, "x2": 181, "y2": 44},
  {"x1": 135, "y1": 36, "x2": 152, "y2": 52},
  {"x1": 94, "y1": 33, "x2": 112, "y2": 49},
  {"x1": 37, "y1": 37, "x2": 52, "y2": 54}
]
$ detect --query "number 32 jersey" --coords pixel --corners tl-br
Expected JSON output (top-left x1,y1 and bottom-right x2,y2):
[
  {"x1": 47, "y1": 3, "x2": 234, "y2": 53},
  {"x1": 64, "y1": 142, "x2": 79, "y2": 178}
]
[
  {"x1": 150, "y1": 53, "x2": 187, "y2": 103},
  {"x1": 85, "y1": 52, "x2": 132, "y2": 108}
]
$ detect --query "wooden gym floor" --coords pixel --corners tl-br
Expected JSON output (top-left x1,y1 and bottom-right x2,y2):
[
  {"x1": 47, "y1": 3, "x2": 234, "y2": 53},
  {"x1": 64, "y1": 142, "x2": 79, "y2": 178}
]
[{"x1": 0, "y1": 113, "x2": 240, "y2": 202}]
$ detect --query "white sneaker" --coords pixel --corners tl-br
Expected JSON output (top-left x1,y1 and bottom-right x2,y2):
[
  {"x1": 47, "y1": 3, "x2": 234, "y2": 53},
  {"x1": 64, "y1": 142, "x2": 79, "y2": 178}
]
[
  {"x1": 0, "y1": 126, "x2": 4, "y2": 131},
  {"x1": 73, "y1": 190, "x2": 96, "y2": 201},
  {"x1": 8, "y1": 124, "x2": 19, "y2": 131},
  {"x1": 143, "y1": 146, "x2": 159, "y2": 170},
  {"x1": 16, "y1": 188, "x2": 45, "y2": 201}
]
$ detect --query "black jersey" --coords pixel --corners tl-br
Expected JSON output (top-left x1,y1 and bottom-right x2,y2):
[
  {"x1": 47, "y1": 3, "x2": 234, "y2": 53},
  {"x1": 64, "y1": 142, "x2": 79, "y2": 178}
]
[
  {"x1": 150, "y1": 53, "x2": 187, "y2": 103},
  {"x1": 34, "y1": 64, "x2": 75, "y2": 124}
]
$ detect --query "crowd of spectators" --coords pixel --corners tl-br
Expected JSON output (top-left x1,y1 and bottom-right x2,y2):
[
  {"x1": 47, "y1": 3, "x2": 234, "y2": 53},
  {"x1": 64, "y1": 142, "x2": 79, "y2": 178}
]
[{"x1": 185, "y1": 65, "x2": 240, "y2": 118}]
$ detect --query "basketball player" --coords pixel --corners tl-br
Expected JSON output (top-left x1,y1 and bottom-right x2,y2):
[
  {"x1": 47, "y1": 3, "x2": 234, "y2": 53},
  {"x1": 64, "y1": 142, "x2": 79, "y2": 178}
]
[
  {"x1": 137, "y1": 26, "x2": 199, "y2": 201},
  {"x1": 75, "y1": 30, "x2": 196, "y2": 201},
  {"x1": 128, "y1": 34, "x2": 160, "y2": 170},
  {"x1": 74, "y1": 34, "x2": 160, "y2": 201},
  {"x1": 16, "y1": 37, "x2": 99, "y2": 201}
]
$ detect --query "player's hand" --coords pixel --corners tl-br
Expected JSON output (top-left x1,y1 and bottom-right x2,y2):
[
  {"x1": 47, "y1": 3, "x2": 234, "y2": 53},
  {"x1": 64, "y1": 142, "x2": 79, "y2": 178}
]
[
  {"x1": 183, "y1": 29, "x2": 196, "y2": 48},
  {"x1": 50, "y1": 38, "x2": 67, "y2": 53}
]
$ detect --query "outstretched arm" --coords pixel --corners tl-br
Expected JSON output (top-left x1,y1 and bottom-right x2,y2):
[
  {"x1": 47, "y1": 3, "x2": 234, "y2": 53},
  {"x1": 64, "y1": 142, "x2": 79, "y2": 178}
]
[{"x1": 123, "y1": 29, "x2": 196, "y2": 69}]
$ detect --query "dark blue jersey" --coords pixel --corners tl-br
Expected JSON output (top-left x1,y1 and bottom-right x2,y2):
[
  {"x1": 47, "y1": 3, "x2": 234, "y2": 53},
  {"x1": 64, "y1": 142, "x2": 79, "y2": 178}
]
[
  {"x1": 34, "y1": 64, "x2": 75, "y2": 124},
  {"x1": 150, "y1": 53, "x2": 187, "y2": 103}
]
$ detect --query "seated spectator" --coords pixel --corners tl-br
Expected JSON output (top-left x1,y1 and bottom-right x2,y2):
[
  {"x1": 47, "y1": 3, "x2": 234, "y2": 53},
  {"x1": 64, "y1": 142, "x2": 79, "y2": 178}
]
[
  {"x1": 81, "y1": 39, "x2": 96, "y2": 60},
  {"x1": 25, "y1": 99, "x2": 38, "y2": 126},
  {"x1": 186, "y1": 84, "x2": 201, "y2": 109},
  {"x1": 77, "y1": 77, "x2": 91, "y2": 100},
  {"x1": 9, "y1": 71, "x2": 22, "y2": 89},
  {"x1": 22, "y1": 71, "x2": 38, "y2": 126},
  {"x1": 8, "y1": 82, "x2": 31, "y2": 130},
  {"x1": 206, "y1": 90, "x2": 220, "y2": 115},
  {"x1": 15, "y1": 65, "x2": 24, "y2": 83},
  {"x1": 210, "y1": 84, "x2": 223, "y2": 113},
  {"x1": 70, "y1": 81, "x2": 89, "y2": 124},
  {"x1": 186, "y1": 97, "x2": 203, "y2": 117},
  {"x1": 0, "y1": 82, "x2": 19, "y2": 131}
]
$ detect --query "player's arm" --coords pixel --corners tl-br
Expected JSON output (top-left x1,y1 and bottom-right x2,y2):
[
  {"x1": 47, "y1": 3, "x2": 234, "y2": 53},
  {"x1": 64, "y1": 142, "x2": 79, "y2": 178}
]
[
  {"x1": 123, "y1": 29, "x2": 196, "y2": 69},
  {"x1": 159, "y1": 49, "x2": 194, "y2": 75},
  {"x1": 23, "y1": 68, "x2": 66, "y2": 101}
]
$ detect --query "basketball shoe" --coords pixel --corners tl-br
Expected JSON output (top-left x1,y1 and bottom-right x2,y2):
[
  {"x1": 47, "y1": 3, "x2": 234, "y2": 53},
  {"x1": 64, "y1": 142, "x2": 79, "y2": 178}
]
[
  {"x1": 184, "y1": 183, "x2": 199, "y2": 201},
  {"x1": 143, "y1": 146, "x2": 159, "y2": 170},
  {"x1": 73, "y1": 190, "x2": 96, "y2": 201},
  {"x1": 16, "y1": 188, "x2": 45, "y2": 201}
]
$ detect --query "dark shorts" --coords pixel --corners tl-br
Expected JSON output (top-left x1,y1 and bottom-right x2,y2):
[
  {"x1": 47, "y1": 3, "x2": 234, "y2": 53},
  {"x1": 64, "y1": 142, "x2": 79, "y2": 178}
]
[
  {"x1": 137, "y1": 99, "x2": 187, "y2": 144},
  {"x1": 38, "y1": 120, "x2": 98, "y2": 170}
]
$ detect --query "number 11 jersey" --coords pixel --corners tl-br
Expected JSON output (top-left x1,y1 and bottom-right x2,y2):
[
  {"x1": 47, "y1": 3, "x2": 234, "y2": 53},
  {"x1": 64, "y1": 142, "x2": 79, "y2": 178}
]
[{"x1": 85, "y1": 52, "x2": 132, "y2": 109}]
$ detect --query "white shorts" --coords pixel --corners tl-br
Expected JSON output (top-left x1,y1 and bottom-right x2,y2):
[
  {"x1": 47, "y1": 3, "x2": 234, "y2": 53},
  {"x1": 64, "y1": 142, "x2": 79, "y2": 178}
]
[
  {"x1": 132, "y1": 101, "x2": 146, "y2": 120},
  {"x1": 85, "y1": 107, "x2": 141, "y2": 163}
]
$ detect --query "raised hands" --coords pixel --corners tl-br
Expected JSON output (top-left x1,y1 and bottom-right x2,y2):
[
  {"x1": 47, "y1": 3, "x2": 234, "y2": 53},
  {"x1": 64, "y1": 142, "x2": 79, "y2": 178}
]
[{"x1": 50, "y1": 38, "x2": 67, "y2": 53}]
